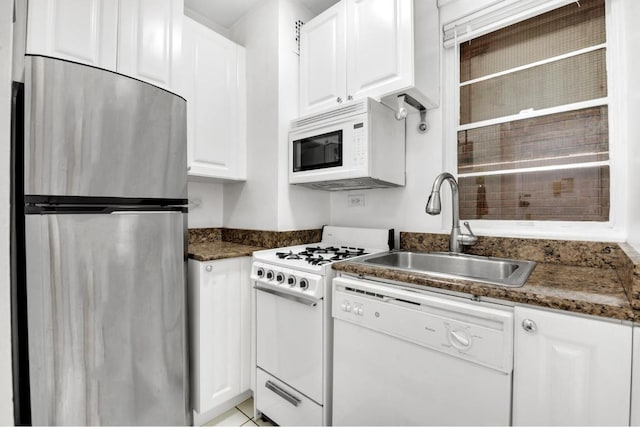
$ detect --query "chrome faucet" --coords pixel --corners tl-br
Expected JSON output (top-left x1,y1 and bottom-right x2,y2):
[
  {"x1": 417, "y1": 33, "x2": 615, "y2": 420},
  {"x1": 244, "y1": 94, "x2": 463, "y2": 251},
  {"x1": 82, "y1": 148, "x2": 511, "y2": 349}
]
[{"x1": 426, "y1": 172, "x2": 477, "y2": 253}]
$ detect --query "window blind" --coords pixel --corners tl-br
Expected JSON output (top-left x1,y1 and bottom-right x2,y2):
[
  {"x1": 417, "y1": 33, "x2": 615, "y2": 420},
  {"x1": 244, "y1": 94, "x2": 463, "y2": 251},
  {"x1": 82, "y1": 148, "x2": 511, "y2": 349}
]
[{"x1": 443, "y1": 0, "x2": 579, "y2": 48}]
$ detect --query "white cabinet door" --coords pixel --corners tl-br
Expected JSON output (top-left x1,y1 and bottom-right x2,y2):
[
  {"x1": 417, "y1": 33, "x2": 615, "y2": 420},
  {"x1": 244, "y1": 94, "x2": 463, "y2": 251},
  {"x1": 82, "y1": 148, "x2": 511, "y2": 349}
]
[
  {"x1": 117, "y1": 0, "x2": 182, "y2": 91},
  {"x1": 188, "y1": 257, "x2": 251, "y2": 415},
  {"x1": 513, "y1": 306, "x2": 632, "y2": 426},
  {"x1": 181, "y1": 17, "x2": 246, "y2": 181},
  {"x1": 345, "y1": 0, "x2": 412, "y2": 101},
  {"x1": 299, "y1": 1, "x2": 347, "y2": 116},
  {"x1": 631, "y1": 327, "x2": 640, "y2": 426},
  {"x1": 26, "y1": 0, "x2": 119, "y2": 70}
]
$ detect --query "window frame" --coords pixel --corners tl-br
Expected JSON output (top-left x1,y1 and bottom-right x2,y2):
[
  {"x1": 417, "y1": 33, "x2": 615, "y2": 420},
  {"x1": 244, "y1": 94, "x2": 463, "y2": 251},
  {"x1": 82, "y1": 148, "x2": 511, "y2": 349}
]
[{"x1": 441, "y1": 0, "x2": 627, "y2": 241}]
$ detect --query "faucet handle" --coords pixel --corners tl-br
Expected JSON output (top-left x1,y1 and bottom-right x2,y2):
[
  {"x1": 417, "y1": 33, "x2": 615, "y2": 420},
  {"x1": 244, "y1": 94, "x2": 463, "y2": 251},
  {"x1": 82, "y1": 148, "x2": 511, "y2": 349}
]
[{"x1": 459, "y1": 221, "x2": 478, "y2": 246}]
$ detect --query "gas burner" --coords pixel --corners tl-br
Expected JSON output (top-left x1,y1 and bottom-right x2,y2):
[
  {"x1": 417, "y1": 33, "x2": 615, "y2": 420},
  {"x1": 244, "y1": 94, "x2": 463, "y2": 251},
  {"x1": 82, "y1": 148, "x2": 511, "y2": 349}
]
[
  {"x1": 276, "y1": 251, "x2": 302, "y2": 260},
  {"x1": 306, "y1": 257, "x2": 331, "y2": 266},
  {"x1": 299, "y1": 246, "x2": 344, "y2": 257}
]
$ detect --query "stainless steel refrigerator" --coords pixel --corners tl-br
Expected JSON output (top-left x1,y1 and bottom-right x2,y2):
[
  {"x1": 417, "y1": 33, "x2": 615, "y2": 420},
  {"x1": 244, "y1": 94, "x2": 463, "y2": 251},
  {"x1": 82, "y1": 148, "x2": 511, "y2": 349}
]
[{"x1": 11, "y1": 55, "x2": 190, "y2": 425}]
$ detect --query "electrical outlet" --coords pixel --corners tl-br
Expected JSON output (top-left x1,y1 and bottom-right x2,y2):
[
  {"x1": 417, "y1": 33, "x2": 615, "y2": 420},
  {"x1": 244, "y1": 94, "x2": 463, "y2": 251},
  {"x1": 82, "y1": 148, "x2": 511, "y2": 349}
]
[{"x1": 347, "y1": 194, "x2": 365, "y2": 207}]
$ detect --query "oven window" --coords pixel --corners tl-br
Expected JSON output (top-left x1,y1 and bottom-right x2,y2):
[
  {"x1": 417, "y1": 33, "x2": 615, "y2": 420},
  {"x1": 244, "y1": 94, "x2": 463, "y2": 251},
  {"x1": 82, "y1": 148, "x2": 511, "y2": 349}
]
[{"x1": 293, "y1": 130, "x2": 343, "y2": 172}]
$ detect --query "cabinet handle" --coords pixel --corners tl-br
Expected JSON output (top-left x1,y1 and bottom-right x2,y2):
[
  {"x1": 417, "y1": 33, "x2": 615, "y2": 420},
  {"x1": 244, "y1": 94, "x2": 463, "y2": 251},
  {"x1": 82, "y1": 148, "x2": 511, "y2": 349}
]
[
  {"x1": 205, "y1": 265, "x2": 213, "y2": 272},
  {"x1": 347, "y1": 95, "x2": 353, "y2": 101},
  {"x1": 187, "y1": 166, "x2": 191, "y2": 171},
  {"x1": 265, "y1": 380, "x2": 301, "y2": 407},
  {"x1": 522, "y1": 319, "x2": 537, "y2": 333},
  {"x1": 336, "y1": 97, "x2": 343, "y2": 103}
]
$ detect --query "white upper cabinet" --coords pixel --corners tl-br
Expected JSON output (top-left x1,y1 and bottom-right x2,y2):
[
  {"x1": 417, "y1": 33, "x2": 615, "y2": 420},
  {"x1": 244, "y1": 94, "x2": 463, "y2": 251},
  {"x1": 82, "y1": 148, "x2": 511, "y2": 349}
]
[
  {"x1": 299, "y1": 0, "x2": 439, "y2": 116},
  {"x1": 117, "y1": 0, "x2": 182, "y2": 91},
  {"x1": 513, "y1": 306, "x2": 632, "y2": 426},
  {"x1": 346, "y1": 0, "x2": 412, "y2": 101},
  {"x1": 27, "y1": 0, "x2": 183, "y2": 93},
  {"x1": 26, "y1": 0, "x2": 119, "y2": 70},
  {"x1": 180, "y1": 17, "x2": 246, "y2": 181},
  {"x1": 299, "y1": 1, "x2": 346, "y2": 114}
]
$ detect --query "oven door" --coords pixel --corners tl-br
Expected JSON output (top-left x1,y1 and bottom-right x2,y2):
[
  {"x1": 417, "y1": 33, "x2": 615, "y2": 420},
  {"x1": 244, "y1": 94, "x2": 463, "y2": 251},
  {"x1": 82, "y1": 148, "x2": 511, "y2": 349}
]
[{"x1": 256, "y1": 287, "x2": 324, "y2": 404}]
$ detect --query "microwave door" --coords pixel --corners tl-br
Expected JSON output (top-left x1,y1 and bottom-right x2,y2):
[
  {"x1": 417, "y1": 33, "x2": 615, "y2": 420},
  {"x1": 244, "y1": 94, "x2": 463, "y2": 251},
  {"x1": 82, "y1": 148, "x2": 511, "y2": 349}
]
[{"x1": 292, "y1": 129, "x2": 343, "y2": 172}]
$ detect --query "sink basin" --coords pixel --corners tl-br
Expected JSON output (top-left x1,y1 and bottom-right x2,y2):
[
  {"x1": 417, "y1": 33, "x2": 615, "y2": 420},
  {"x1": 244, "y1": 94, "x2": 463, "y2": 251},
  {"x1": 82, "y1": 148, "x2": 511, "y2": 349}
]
[{"x1": 355, "y1": 251, "x2": 536, "y2": 287}]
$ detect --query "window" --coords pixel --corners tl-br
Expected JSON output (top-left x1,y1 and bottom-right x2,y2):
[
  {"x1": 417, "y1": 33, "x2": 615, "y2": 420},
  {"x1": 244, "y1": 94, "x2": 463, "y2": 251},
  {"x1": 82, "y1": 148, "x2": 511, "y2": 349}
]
[{"x1": 455, "y1": 0, "x2": 609, "y2": 222}]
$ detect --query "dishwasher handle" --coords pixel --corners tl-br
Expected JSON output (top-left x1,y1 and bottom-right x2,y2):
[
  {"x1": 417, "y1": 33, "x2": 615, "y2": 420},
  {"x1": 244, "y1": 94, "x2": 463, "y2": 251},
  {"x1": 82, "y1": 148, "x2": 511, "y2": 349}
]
[{"x1": 265, "y1": 380, "x2": 301, "y2": 407}]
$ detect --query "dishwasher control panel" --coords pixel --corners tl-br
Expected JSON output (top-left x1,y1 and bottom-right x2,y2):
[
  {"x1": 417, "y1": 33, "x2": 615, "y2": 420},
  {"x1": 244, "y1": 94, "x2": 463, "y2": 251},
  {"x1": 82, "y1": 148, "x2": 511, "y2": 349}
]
[{"x1": 333, "y1": 276, "x2": 514, "y2": 373}]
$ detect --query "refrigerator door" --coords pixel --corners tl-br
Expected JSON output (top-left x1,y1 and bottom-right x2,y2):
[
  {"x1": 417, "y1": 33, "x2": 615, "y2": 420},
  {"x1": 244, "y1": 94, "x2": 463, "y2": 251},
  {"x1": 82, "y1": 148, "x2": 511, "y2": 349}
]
[
  {"x1": 25, "y1": 211, "x2": 189, "y2": 426},
  {"x1": 24, "y1": 55, "x2": 187, "y2": 200}
]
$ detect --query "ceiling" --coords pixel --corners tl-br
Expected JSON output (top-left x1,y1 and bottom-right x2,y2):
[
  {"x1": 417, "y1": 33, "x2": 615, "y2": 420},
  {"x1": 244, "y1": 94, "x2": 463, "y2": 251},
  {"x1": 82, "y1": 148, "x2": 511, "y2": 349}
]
[{"x1": 184, "y1": 0, "x2": 339, "y2": 29}]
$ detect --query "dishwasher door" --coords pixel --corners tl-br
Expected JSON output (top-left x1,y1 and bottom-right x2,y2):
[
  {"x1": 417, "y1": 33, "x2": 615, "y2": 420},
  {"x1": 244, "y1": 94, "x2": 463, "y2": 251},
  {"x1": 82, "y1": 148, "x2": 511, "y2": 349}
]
[{"x1": 331, "y1": 277, "x2": 513, "y2": 426}]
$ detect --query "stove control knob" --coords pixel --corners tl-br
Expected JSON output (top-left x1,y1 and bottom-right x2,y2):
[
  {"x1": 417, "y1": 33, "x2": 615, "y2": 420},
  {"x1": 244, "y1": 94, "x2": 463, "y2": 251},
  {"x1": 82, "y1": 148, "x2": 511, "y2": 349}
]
[
  {"x1": 299, "y1": 278, "x2": 309, "y2": 290},
  {"x1": 287, "y1": 276, "x2": 296, "y2": 287},
  {"x1": 266, "y1": 270, "x2": 274, "y2": 280},
  {"x1": 276, "y1": 272, "x2": 285, "y2": 283},
  {"x1": 256, "y1": 268, "x2": 265, "y2": 278}
]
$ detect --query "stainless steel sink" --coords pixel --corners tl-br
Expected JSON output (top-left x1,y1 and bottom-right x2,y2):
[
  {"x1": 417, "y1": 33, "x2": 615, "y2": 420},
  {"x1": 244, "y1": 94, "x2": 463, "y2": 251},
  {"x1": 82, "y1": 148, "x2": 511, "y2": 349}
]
[{"x1": 355, "y1": 251, "x2": 536, "y2": 287}]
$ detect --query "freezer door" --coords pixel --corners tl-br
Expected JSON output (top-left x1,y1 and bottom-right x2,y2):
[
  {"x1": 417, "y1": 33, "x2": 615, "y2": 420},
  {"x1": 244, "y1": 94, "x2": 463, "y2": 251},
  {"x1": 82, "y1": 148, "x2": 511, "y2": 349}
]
[
  {"x1": 24, "y1": 55, "x2": 187, "y2": 199},
  {"x1": 25, "y1": 211, "x2": 189, "y2": 425}
]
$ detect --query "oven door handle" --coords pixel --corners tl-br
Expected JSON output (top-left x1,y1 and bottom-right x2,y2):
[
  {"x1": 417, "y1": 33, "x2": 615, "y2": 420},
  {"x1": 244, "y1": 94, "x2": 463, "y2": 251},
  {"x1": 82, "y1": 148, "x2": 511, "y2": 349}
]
[
  {"x1": 265, "y1": 380, "x2": 302, "y2": 407},
  {"x1": 254, "y1": 284, "x2": 319, "y2": 307}
]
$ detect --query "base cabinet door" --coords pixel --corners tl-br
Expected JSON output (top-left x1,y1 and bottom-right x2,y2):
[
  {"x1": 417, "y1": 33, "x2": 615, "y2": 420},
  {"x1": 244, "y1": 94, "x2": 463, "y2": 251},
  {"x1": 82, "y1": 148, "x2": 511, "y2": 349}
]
[
  {"x1": 631, "y1": 327, "x2": 640, "y2": 426},
  {"x1": 188, "y1": 257, "x2": 251, "y2": 415},
  {"x1": 513, "y1": 306, "x2": 632, "y2": 426}
]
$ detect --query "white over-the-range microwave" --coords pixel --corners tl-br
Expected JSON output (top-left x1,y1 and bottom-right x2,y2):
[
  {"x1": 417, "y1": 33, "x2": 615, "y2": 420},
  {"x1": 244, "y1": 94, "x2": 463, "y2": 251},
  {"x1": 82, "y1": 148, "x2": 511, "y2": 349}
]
[{"x1": 288, "y1": 98, "x2": 405, "y2": 191}]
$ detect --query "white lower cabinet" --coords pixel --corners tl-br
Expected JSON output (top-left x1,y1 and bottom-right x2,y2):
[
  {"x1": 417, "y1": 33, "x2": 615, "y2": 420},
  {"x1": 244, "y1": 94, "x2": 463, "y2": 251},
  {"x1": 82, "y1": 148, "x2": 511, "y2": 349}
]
[
  {"x1": 631, "y1": 327, "x2": 640, "y2": 426},
  {"x1": 188, "y1": 257, "x2": 252, "y2": 417},
  {"x1": 513, "y1": 305, "x2": 632, "y2": 426}
]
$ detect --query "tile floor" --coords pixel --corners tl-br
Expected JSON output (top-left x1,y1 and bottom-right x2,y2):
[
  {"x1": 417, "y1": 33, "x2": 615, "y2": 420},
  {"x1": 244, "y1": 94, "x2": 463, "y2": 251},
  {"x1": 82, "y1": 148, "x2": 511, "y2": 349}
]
[{"x1": 203, "y1": 398, "x2": 275, "y2": 426}]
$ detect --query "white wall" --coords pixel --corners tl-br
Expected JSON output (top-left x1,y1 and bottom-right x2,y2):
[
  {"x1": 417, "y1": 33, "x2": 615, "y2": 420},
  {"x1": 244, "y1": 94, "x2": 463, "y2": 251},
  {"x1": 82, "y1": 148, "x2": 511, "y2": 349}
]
[
  {"x1": 330, "y1": 112, "x2": 447, "y2": 241},
  {"x1": 184, "y1": 7, "x2": 233, "y2": 40},
  {"x1": 224, "y1": 0, "x2": 330, "y2": 231},
  {"x1": 187, "y1": 181, "x2": 224, "y2": 228},
  {"x1": 623, "y1": 0, "x2": 640, "y2": 251},
  {"x1": 0, "y1": 0, "x2": 14, "y2": 422},
  {"x1": 276, "y1": 0, "x2": 330, "y2": 230},
  {"x1": 224, "y1": 0, "x2": 281, "y2": 230}
]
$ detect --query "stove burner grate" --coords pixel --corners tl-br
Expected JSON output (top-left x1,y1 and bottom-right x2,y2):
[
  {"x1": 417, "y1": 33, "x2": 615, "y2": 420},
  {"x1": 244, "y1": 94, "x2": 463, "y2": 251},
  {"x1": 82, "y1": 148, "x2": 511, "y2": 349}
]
[{"x1": 276, "y1": 251, "x2": 302, "y2": 260}]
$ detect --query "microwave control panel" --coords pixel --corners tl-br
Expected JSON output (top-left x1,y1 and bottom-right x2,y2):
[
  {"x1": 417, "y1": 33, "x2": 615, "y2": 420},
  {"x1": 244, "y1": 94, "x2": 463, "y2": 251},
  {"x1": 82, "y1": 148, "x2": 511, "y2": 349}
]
[{"x1": 352, "y1": 122, "x2": 366, "y2": 168}]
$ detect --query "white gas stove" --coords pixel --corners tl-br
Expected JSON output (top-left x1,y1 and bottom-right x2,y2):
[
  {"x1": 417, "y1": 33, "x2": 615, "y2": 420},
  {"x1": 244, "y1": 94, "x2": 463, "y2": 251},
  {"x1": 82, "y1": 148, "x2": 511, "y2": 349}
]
[{"x1": 251, "y1": 226, "x2": 393, "y2": 426}]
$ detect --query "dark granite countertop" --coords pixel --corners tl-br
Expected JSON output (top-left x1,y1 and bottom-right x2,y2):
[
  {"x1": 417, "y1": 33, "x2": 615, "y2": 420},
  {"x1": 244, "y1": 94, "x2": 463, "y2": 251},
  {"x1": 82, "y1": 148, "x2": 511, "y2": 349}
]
[
  {"x1": 188, "y1": 241, "x2": 265, "y2": 261},
  {"x1": 332, "y1": 260, "x2": 635, "y2": 321},
  {"x1": 187, "y1": 227, "x2": 322, "y2": 262}
]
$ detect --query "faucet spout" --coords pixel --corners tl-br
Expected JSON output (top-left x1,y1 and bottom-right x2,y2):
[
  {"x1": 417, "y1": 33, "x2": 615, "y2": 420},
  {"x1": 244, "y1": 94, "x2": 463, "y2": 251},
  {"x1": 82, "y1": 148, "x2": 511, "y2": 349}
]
[{"x1": 425, "y1": 172, "x2": 477, "y2": 252}]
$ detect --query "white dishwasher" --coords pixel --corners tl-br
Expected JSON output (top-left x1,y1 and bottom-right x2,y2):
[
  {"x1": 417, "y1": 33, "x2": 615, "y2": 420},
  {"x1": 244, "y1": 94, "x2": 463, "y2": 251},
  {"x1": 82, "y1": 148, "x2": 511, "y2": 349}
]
[{"x1": 332, "y1": 276, "x2": 514, "y2": 426}]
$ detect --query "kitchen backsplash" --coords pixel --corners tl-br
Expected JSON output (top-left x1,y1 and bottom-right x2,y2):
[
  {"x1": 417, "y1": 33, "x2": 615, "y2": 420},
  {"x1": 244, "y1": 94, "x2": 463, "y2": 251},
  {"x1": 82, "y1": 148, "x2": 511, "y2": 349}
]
[
  {"x1": 188, "y1": 227, "x2": 223, "y2": 244},
  {"x1": 400, "y1": 232, "x2": 624, "y2": 268},
  {"x1": 188, "y1": 227, "x2": 322, "y2": 249}
]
